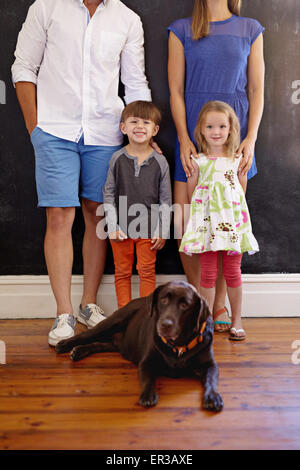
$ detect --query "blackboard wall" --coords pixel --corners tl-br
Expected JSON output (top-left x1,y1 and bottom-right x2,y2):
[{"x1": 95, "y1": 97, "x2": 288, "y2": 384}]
[{"x1": 0, "y1": 0, "x2": 299, "y2": 275}]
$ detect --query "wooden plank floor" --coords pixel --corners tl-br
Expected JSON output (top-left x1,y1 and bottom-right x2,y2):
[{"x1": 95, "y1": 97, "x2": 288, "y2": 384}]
[{"x1": 0, "y1": 318, "x2": 300, "y2": 450}]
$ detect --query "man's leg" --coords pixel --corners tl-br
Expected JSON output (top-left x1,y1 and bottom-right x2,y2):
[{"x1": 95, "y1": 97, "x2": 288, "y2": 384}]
[
  {"x1": 44, "y1": 207, "x2": 76, "y2": 315},
  {"x1": 81, "y1": 198, "x2": 107, "y2": 308},
  {"x1": 79, "y1": 140, "x2": 122, "y2": 314},
  {"x1": 31, "y1": 128, "x2": 81, "y2": 318},
  {"x1": 30, "y1": 128, "x2": 82, "y2": 344}
]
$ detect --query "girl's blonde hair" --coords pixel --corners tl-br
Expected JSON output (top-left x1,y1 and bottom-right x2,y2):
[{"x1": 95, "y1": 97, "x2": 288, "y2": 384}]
[
  {"x1": 192, "y1": 0, "x2": 242, "y2": 40},
  {"x1": 194, "y1": 101, "x2": 240, "y2": 158}
]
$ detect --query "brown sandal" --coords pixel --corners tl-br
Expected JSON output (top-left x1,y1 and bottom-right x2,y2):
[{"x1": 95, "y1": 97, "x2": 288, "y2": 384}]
[{"x1": 213, "y1": 307, "x2": 231, "y2": 332}]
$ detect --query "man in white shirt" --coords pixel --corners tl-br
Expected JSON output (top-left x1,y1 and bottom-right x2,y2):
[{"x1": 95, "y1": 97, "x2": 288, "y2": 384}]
[{"x1": 12, "y1": 0, "x2": 152, "y2": 345}]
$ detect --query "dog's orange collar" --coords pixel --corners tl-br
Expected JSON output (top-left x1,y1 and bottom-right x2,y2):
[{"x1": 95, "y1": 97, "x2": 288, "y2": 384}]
[{"x1": 160, "y1": 321, "x2": 207, "y2": 357}]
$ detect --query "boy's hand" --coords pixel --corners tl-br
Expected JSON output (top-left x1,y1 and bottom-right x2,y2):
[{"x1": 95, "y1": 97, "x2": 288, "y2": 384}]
[
  {"x1": 109, "y1": 230, "x2": 127, "y2": 242},
  {"x1": 150, "y1": 236, "x2": 166, "y2": 250}
]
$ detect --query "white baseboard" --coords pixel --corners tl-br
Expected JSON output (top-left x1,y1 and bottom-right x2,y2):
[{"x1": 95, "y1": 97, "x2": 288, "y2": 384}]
[{"x1": 0, "y1": 274, "x2": 299, "y2": 319}]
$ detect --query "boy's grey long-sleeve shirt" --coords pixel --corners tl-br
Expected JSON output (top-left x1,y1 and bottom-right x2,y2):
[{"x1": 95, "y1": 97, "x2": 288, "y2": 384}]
[{"x1": 103, "y1": 147, "x2": 172, "y2": 239}]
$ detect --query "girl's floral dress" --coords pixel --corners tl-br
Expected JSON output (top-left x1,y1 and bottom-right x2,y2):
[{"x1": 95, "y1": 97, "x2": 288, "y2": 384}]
[{"x1": 179, "y1": 154, "x2": 259, "y2": 256}]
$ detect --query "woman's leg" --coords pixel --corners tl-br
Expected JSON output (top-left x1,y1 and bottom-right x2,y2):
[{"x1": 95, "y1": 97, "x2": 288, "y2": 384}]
[
  {"x1": 174, "y1": 180, "x2": 201, "y2": 288},
  {"x1": 174, "y1": 180, "x2": 229, "y2": 328}
]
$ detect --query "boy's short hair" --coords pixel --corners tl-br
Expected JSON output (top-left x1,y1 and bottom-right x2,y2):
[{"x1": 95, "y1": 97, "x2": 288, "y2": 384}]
[{"x1": 121, "y1": 101, "x2": 162, "y2": 125}]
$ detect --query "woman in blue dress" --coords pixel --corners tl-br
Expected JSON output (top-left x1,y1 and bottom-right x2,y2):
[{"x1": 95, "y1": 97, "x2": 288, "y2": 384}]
[{"x1": 168, "y1": 0, "x2": 265, "y2": 334}]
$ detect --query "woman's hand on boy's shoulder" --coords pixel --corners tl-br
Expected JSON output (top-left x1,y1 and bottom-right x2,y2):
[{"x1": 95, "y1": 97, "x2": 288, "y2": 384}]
[{"x1": 150, "y1": 236, "x2": 166, "y2": 250}]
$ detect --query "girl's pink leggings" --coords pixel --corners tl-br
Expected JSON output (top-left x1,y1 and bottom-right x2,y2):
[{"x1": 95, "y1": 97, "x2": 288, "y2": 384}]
[{"x1": 200, "y1": 251, "x2": 243, "y2": 288}]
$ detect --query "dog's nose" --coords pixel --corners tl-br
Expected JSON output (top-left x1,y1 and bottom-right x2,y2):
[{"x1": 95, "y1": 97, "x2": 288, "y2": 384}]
[{"x1": 161, "y1": 318, "x2": 174, "y2": 330}]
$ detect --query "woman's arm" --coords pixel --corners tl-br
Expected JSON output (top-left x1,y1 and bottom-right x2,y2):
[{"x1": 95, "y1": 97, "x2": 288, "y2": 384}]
[
  {"x1": 168, "y1": 32, "x2": 197, "y2": 178},
  {"x1": 238, "y1": 33, "x2": 265, "y2": 176}
]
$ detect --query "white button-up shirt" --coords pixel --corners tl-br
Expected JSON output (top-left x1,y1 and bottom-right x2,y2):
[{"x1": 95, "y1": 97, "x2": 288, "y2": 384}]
[{"x1": 11, "y1": 0, "x2": 151, "y2": 145}]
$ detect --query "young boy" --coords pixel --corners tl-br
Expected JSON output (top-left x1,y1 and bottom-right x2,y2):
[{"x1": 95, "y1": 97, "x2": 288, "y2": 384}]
[{"x1": 103, "y1": 101, "x2": 172, "y2": 308}]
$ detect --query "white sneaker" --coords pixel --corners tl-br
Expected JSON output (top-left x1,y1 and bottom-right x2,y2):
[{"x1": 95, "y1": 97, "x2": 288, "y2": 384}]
[
  {"x1": 77, "y1": 303, "x2": 106, "y2": 329},
  {"x1": 48, "y1": 313, "x2": 76, "y2": 346}
]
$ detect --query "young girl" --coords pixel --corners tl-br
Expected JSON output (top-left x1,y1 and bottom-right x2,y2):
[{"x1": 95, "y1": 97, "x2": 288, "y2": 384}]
[
  {"x1": 179, "y1": 101, "x2": 259, "y2": 341},
  {"x1": 168, "y1": 0, "x2": 265, "y2": 331}
]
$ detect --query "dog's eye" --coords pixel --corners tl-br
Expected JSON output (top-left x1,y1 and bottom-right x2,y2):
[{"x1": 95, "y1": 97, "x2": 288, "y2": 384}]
[
  {"x1": 179, "y1": 300, "x2": 188, "y2": 309},
  {"x1": 160, "y1": 296, "x2": 169, "y2": 305}
]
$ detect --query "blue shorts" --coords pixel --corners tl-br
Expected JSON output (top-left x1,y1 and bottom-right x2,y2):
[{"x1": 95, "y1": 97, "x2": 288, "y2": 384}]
[{"x1": 30, "y1": 127, "x2": 121, "y2": 207}]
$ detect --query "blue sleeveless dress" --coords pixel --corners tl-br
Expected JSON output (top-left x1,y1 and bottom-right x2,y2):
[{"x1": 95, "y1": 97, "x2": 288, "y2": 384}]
[{"x1": 168, "y1": 15, "x2": 265, "y2": 182}]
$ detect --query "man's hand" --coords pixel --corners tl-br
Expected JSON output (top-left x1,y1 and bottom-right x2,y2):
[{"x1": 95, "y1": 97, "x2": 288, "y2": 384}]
[
  {"x1": 15, "y1": 82, "x2": 37, "y2": 137},
  {"x1": 29, "y1": 123, "x2": 37, "y2": 136}
]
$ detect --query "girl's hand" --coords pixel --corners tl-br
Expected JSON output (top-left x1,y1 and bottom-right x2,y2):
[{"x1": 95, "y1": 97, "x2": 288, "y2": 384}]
[
  {"x1": 109, "y1": 229, "x2": 127, "y2": 242},
  {"x1": 237, "y1": 136, "x2": 256, "y2": 176},
  {"x1": 180, "y1": 137, "x2": 198, "y2": 178},
  {"x1": 150, "y1": 236, "x2": 166, "y2": 250}
]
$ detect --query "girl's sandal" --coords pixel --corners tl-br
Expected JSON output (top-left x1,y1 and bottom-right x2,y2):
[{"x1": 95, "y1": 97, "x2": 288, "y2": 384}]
[
  {"x1": 213, "y1": 307, "x2": 231, "y2": 332},
  {"x1": 229, "y1": 327, "x2": 246, "y2": 341}
]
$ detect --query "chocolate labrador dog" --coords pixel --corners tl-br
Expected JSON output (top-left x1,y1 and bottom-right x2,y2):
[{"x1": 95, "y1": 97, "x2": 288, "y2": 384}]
[{"x1": 56, "y1": 281, "x2": 223, "y2": 412}]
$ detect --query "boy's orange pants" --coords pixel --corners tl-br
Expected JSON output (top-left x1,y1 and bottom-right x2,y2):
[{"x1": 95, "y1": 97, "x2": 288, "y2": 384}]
[{"x1": 110, "y1": 238, "x2": 157, "y2": 309}]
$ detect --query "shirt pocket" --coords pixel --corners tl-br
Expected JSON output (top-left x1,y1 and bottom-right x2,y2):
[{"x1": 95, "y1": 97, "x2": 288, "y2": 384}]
[{"x1": 99, "y1": 31, "x2": 125, "y2": 63}]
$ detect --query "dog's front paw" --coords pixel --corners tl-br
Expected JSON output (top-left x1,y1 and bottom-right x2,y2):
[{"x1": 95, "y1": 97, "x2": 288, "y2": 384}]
[
  {"x1": 70, "y1": 345, "x2": 87, "y2": 362},
  {"x1": 203, "y1": 390, "x2": 223, "y2": 412},
  {"x1": 138, "y1": 389, "x2": 159, "y2": 408},
  {"x1": 55, "y1": 339, "x2": 74, "y2": 354}
]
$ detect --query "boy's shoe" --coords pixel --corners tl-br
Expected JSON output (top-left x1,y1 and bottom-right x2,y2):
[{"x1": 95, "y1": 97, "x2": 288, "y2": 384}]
[
  {"x1": 77, "y1": 303, "x2": 106, "y2": 329},
  {"x1": 48, "y1": 313, "x2": 76, "y2": 346}
]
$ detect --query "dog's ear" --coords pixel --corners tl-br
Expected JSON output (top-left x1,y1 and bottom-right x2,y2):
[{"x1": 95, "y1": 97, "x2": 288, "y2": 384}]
[
  {"x1": 148, "y1": 285, "x2": 163, "y2": 317},
  {"x1": 195, "y1": 293, "x2": 211, "y2": 332}
]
